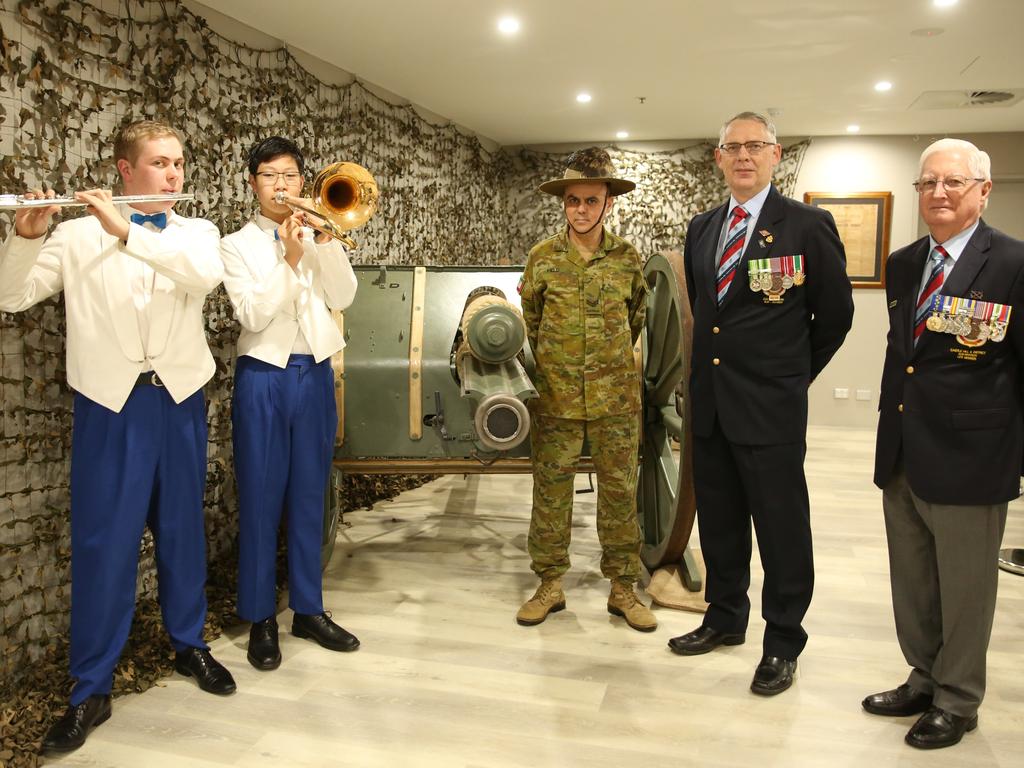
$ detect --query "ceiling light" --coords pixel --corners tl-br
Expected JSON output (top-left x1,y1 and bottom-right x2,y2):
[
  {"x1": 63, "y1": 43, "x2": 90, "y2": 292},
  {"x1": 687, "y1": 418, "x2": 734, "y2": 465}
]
[
  {"x1": 576, "y1": 92, "x2": 592, "y2": 104},
  {"x1": 497, "y1": 17, "x2": 520, "y2": 35},
  {"x1": 846, "y1": 125, "x2": 860, "y2": 133},
  {"x1": 616, "y1": 131, "x2": 629, "y2": 139},
  {"x1": 933, "y1": 0, "x2": 957, "y2": 8},
  {"x1": 874, "y1": 81, "x2": 893, "y2": 92}
]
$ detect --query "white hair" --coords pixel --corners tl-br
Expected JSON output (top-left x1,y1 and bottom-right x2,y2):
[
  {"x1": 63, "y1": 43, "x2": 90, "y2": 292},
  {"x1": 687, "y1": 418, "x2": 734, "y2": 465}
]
[
  {"x1": 718, "y1": 111, "x2": 777, "y2": 145},
  {"x1": 919, "y1": 138, "x2": 991, "y2": 180}
]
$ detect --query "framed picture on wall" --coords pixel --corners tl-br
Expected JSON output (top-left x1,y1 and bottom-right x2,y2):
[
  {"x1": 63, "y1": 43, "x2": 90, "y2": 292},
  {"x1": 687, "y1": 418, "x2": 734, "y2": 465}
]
[{"x1": 803, "y1": 191, "x2": 893, "y2": 288}]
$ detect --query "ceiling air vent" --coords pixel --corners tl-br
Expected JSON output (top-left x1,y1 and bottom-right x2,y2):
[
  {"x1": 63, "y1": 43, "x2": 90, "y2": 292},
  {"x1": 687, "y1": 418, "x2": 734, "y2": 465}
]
[{"x1": 910, "y1": 89, "x2": 1024, "y2": 109}]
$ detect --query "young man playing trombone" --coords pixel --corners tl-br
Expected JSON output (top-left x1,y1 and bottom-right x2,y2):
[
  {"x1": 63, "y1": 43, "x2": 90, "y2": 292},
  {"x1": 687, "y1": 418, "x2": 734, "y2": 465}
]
[
  {"x1": 0, "y1": 119, "x2": 235, "y2": 754},
  {"x1": 220, "y1": 137, "x2": 359, "y2": 671}
]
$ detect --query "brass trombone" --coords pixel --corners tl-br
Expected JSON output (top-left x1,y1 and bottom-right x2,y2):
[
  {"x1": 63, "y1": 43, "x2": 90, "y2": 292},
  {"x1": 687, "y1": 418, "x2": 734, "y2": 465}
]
[
  {"x1": 0, "y1": 193, "x2": 194, "y2": 209},
  {"x1": 275, "y1": 162, "x2": 379, "y2": 249}
]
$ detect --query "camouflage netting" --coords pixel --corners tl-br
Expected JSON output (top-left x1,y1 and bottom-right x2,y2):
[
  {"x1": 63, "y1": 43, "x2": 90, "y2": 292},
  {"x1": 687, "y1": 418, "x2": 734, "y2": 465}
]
[{"x1": 0, "y1": 1, "x2": 808, "y2": 764}]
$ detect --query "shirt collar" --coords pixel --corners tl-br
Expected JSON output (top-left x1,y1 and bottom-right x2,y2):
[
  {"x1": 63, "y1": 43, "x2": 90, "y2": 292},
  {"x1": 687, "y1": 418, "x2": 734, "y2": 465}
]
[
  {"x1": 929, "y1": 220, "x2": 980, "y2": 265},
  {"x1": 728, "y1": 184, "x2": 771, "y2": 224}
]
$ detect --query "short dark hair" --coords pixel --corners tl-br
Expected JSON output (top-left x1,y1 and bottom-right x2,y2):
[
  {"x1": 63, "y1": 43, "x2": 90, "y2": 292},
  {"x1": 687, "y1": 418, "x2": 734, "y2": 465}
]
[{"x1": 247, "y1": 136, "x2": 305, "y2": 176}]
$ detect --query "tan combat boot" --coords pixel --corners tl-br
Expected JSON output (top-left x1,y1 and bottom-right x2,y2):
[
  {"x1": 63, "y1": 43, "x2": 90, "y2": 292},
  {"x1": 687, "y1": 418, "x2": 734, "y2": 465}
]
[
  {"x1": 608, "y1": 581, "x2": 657, "y2": 632},
  {"x1": 516, "y1": 578, "x2": 566, "y2": 626}
]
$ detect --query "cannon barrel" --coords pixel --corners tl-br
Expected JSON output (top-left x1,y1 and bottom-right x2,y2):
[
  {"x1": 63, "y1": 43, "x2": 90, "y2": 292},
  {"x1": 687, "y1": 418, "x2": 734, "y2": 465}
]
[{"x1": 452, "y1": 287, "x2": 535, "y2": 452}]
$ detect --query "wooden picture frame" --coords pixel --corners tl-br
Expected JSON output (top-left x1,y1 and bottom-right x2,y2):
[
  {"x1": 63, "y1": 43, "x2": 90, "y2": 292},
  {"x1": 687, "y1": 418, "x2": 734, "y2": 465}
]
[{"x1": 803, "y1": 191, "x2": 892, "y2": 288}]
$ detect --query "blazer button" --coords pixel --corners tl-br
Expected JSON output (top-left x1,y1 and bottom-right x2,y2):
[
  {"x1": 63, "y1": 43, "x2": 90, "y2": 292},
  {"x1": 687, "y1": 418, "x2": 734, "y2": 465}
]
[
  {"x1": 712, "y1": 326, "x2": 720, "y2": 334},
  {"x1": 712, "y1": 357, "x2": 721, "y2": 366},
  {"x1": 898, "y1": 404, "x2": 904, "y2": 413},
  {"x1": 905, "y1": 365, "x2": 915, "y2": 374}
]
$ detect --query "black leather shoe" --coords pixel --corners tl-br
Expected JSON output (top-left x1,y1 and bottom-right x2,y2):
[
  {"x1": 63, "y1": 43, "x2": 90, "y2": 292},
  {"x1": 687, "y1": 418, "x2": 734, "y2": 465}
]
[
  {"x1": 750, "y1": 656, "x2": 797, "y2": 696},
  {"x1": 667, "y1": 625, "x2": 745, "y2": 656},
  {"x1": 862, "y1": 684, "x2": 932, "y2": 717},
  {"x1": 905, "y1": 706, "x2": 978, "y2": 749},
  {"x1": 174, "y1": 648, "x2": 237, "y2": 695},
  {"x1": 292, "y1": 612, "x2": 360, "y2": 652},
  {"x1": 248, "y1": 617, "x2": 282, "y2": 671},
  {"x1": 42, "y1": 695, "x2": 112, "y2": 753}
]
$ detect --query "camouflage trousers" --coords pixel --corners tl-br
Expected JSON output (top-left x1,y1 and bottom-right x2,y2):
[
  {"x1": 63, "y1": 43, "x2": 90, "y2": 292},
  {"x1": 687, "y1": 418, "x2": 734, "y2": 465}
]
[{"x1": 528, "y1": 413, "x2": 642, "y2": 582}]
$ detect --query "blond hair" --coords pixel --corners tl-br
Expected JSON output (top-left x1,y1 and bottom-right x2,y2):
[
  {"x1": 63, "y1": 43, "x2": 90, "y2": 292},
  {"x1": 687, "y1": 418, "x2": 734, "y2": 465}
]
[{"x1": 113, "y1": 120, "x2": 184, "y2": 165}]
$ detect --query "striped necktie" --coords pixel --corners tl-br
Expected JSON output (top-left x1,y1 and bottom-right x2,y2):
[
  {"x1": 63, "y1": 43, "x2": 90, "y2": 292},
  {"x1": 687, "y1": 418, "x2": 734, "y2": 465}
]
[
  {"x1": 716, "y1": 206, "x2": 749, "y2": 305},
  {"x1": 913, "y1": 245, "x2": 948, "y2": 344}
]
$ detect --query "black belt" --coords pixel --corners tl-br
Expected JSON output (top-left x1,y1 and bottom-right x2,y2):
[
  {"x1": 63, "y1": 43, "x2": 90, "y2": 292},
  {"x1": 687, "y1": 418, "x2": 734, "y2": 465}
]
[{"x1": 134, "y1": 372, "x2": 164, "y2": 388}]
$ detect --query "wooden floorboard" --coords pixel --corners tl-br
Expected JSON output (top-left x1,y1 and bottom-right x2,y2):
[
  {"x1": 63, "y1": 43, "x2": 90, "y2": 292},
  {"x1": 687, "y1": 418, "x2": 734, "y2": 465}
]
[{"x1": 50, "y1": 426, "x2": 1024, "y2": 767}]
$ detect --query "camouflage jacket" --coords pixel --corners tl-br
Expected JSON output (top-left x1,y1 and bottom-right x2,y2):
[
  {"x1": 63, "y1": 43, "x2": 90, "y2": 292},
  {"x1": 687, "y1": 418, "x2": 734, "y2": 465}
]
[{"x1": 520, "y1": 228, "x2": 648, "y2": 419}]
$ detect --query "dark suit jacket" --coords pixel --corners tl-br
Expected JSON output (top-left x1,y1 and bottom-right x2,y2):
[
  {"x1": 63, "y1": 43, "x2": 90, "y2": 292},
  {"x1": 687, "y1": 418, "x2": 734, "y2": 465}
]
[
  {"x1": 873, "y1": 220, "x2": 1024, "y2": 504},
  {"x1": 684, "y1": 186, "x2": 854, "y2": 445}
]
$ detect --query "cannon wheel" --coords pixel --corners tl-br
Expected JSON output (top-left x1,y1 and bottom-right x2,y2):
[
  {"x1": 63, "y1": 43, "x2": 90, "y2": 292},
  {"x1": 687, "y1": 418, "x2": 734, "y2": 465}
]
[
  {"x1": 638, "y1": 250, "x2": 698, "y2": 576},
  {"x1": 321, "y1": 466, "x2": 343, "y2": 569}
]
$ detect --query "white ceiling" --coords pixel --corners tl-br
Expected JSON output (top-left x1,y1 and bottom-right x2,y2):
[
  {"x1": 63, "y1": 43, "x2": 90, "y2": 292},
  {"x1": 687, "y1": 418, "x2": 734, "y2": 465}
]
[{"x1": 198, "y1": 0, "x2": 1024, "y2": 146}]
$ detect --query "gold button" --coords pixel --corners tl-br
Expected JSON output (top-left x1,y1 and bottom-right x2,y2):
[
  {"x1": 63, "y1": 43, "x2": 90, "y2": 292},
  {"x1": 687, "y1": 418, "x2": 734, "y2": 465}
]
[
  {"x1": 906, "y1": 365, "x2": 914, "y2": 374},
  {"x1": 712, "y1": 326, "x2": 720, "y2": 334},
  {"x1": 898, "y1": 404, "x2": 904, "y2": 413},
  {"x1": 712, "y1": 358, "x2": 720, "y2": 366}
]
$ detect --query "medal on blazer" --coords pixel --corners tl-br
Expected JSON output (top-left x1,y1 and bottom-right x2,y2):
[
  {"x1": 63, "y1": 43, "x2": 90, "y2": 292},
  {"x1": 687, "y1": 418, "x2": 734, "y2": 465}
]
[
  {"x1": 924, "y1": 294, "x2": 1012, "y2": 345},
  {"x1": 748, "y1": 254, "x2": 804, "y2": 302}
]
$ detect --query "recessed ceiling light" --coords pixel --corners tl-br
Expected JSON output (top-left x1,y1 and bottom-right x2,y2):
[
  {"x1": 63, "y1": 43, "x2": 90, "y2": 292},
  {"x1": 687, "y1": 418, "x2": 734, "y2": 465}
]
[
  {"x1": 616, "y1": 131, "x2": 629, "y2": 139},
  {"x1": 846, "y1": 125, "x2": 861, "y2": 133},
  {"x1": 933, "y1": 0, "x2": 957, "y2": 8},
  {"x1": 497, "y1": 17, "x2": 520, "y2": 35},
  {"x1": 576, "y1": 92, "x2": 592, "y2": 104},
  {"x1": 874, "y1": 80, "x2": 893, "y2": 92}
]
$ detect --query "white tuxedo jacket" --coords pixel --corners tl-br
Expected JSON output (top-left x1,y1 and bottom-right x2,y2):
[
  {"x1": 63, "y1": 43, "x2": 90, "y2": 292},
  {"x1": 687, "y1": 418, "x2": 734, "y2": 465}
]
[
  {"x1": 0, "y1": 209, "x2": 223, "y2": 412},
  {"x1": 219, "y1": 218, "x2": 357, "y2": 366}
]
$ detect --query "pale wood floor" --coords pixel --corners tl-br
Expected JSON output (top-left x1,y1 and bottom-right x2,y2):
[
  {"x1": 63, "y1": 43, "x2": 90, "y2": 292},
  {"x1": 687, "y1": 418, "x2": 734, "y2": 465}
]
[{"x1": 51, "y1": 426, "x2": 1024, "y2": 767}]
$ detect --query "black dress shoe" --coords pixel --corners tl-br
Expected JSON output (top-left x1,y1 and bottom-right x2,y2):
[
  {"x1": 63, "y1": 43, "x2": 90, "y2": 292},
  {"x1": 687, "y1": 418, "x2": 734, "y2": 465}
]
[
  {"x1": 248, "y1": 617, "x2": 282, "y2": 671},
  {"x1": 667, "y1": 625, "x2": 745, "y2": 656},
  {"x1": 42, "y1": 695, "x2": 112, "y2": 753},
  {"x1": 862, "y1": 684, "x2": 932, "y2": 717},
  {"x1": 750, "y1": 656, "x2": 797, "y2": 696},
  {"x1": 292, "y1": 612, "x2": 360, "y2": 652},
  {"x1": 174, "y1": 648, "x2": 237, "y2": 695},
  {"x1": 905, "y1": 706, "x2": 978, "y2": 749}
]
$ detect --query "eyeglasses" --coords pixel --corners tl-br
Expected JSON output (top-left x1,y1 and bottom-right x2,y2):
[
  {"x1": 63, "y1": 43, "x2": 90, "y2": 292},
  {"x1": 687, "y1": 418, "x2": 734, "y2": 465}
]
[
  {"x1": 912, "y1": 176, "x2": 985, "y2": 194},
  {"x1": 255, "y1": 171, "x2": 303, "y2": 185},
  {"x1": 718, "y1": 141, "x2": 777, "y2": 156}
]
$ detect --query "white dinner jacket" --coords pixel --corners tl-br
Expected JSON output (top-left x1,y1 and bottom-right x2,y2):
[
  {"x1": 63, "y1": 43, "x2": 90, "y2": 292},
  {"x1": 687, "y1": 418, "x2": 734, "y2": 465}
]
[
  {"x1": 219, "y1": 218, "x2": 357, "y2": 366},
  {"x1": 0, "y1": 208, "x2": 223, "y2": 412}
]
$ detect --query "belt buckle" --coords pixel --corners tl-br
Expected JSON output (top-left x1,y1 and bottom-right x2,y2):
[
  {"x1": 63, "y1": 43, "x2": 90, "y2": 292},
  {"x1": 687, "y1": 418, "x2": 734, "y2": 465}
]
[{"x1": 150, "y1": 372, "x2": 163, "y2": 388}]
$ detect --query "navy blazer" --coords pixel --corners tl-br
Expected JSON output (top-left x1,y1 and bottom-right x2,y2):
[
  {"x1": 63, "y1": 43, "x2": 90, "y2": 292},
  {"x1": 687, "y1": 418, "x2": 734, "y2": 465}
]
[
  {"x1": 683, "y1": 185, "x2": 854, "y2": 445},
  {"x1": 874, "y1": 220, "x2": 1024, "y2": 504}
]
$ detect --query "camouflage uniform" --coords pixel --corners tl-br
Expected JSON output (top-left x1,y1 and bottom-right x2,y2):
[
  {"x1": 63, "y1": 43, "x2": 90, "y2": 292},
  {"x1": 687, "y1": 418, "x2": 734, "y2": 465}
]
[{"x1": 520, "y1": 227, "x2": 648, "y2": 582}]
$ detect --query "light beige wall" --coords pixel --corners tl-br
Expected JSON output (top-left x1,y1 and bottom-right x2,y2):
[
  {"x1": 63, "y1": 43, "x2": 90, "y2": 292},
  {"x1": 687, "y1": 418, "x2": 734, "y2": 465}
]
[{"x1": 794, "y1": 132, "x2": 1024, "y2": 428}]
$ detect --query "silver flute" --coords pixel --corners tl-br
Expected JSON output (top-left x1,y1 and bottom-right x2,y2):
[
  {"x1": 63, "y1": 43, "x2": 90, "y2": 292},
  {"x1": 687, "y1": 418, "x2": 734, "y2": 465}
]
[{"x1": 0, "y1": 193, "x2": 194, "y2": 209}]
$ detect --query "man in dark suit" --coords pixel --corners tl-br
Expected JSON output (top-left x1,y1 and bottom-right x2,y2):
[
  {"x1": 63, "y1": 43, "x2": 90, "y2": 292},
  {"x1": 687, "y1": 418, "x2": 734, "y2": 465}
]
[
  {"x1": 864, "y1": 138, "x2": 1021, "y2": 750},
  {"x1": 667, "y1": 111, "x2": 854, "y2": 696}
]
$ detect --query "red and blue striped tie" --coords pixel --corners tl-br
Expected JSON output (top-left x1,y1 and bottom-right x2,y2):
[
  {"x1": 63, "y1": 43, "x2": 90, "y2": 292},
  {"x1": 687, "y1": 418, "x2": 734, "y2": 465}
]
[
  {"x1": 716, "y1": 206, "x2": 749, "y2": 305},
  {"x1": 914, "y1": 245, "x2": 948, "y2": 344}
]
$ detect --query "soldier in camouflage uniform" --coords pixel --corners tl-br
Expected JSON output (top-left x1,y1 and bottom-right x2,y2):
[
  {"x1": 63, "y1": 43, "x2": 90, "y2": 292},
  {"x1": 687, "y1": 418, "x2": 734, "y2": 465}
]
[{"x1": 517, "y1": 147, "x2": 656, "y2": 632}]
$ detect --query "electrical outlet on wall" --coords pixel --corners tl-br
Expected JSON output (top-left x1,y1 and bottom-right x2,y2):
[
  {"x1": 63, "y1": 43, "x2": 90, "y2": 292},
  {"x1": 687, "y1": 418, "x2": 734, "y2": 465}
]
[
  {"x1": 855, "y1": 389, "x2": 872, "y2": 401},
  {"x1": 833, "y1": 388, "x2": 849, "y2": 399}
]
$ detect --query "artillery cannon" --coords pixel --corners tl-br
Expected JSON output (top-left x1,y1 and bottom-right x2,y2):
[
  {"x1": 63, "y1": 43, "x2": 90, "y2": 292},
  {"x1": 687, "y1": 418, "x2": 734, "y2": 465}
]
[{"x1": 322, "y1": 254, "x2": 701, "y2": 598}]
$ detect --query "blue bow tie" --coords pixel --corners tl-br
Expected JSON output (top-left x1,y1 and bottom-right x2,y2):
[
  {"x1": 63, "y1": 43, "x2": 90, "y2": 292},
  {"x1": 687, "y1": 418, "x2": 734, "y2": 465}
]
[
  {"x1": 130, "y1": 212, "x2": 168, "y2": 230},
  {"x1": 273, "y1": 228, "x2": 280, "y2": 241}
]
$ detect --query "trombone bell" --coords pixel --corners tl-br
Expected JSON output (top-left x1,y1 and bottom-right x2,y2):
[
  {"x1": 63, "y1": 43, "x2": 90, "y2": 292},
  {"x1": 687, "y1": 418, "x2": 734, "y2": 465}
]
[{"x1": 275, "y1": 162, "x2": 378, "y2": 249}]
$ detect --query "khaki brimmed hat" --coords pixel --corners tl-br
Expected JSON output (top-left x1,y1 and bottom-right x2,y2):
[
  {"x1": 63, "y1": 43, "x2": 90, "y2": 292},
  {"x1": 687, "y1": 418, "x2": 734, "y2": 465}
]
[{"x1": 538, "y1": 147, "x2": 636, "y2": 197}]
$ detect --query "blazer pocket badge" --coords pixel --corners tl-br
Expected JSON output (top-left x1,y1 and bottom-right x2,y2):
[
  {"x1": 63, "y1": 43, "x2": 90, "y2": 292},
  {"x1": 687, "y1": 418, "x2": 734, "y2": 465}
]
[
  {"x1": 923, "y1": 293, "x2": 1012, "y2": 346},
  {"x1": 748, "y1": 254, "x2": 804, "y2": 303}
]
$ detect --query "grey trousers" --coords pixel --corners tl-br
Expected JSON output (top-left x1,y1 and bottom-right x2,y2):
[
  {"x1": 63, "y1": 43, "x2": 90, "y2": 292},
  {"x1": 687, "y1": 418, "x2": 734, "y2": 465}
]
[{"x1": 882, "y1": 467, "x2": 1008, "y2": 717}]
